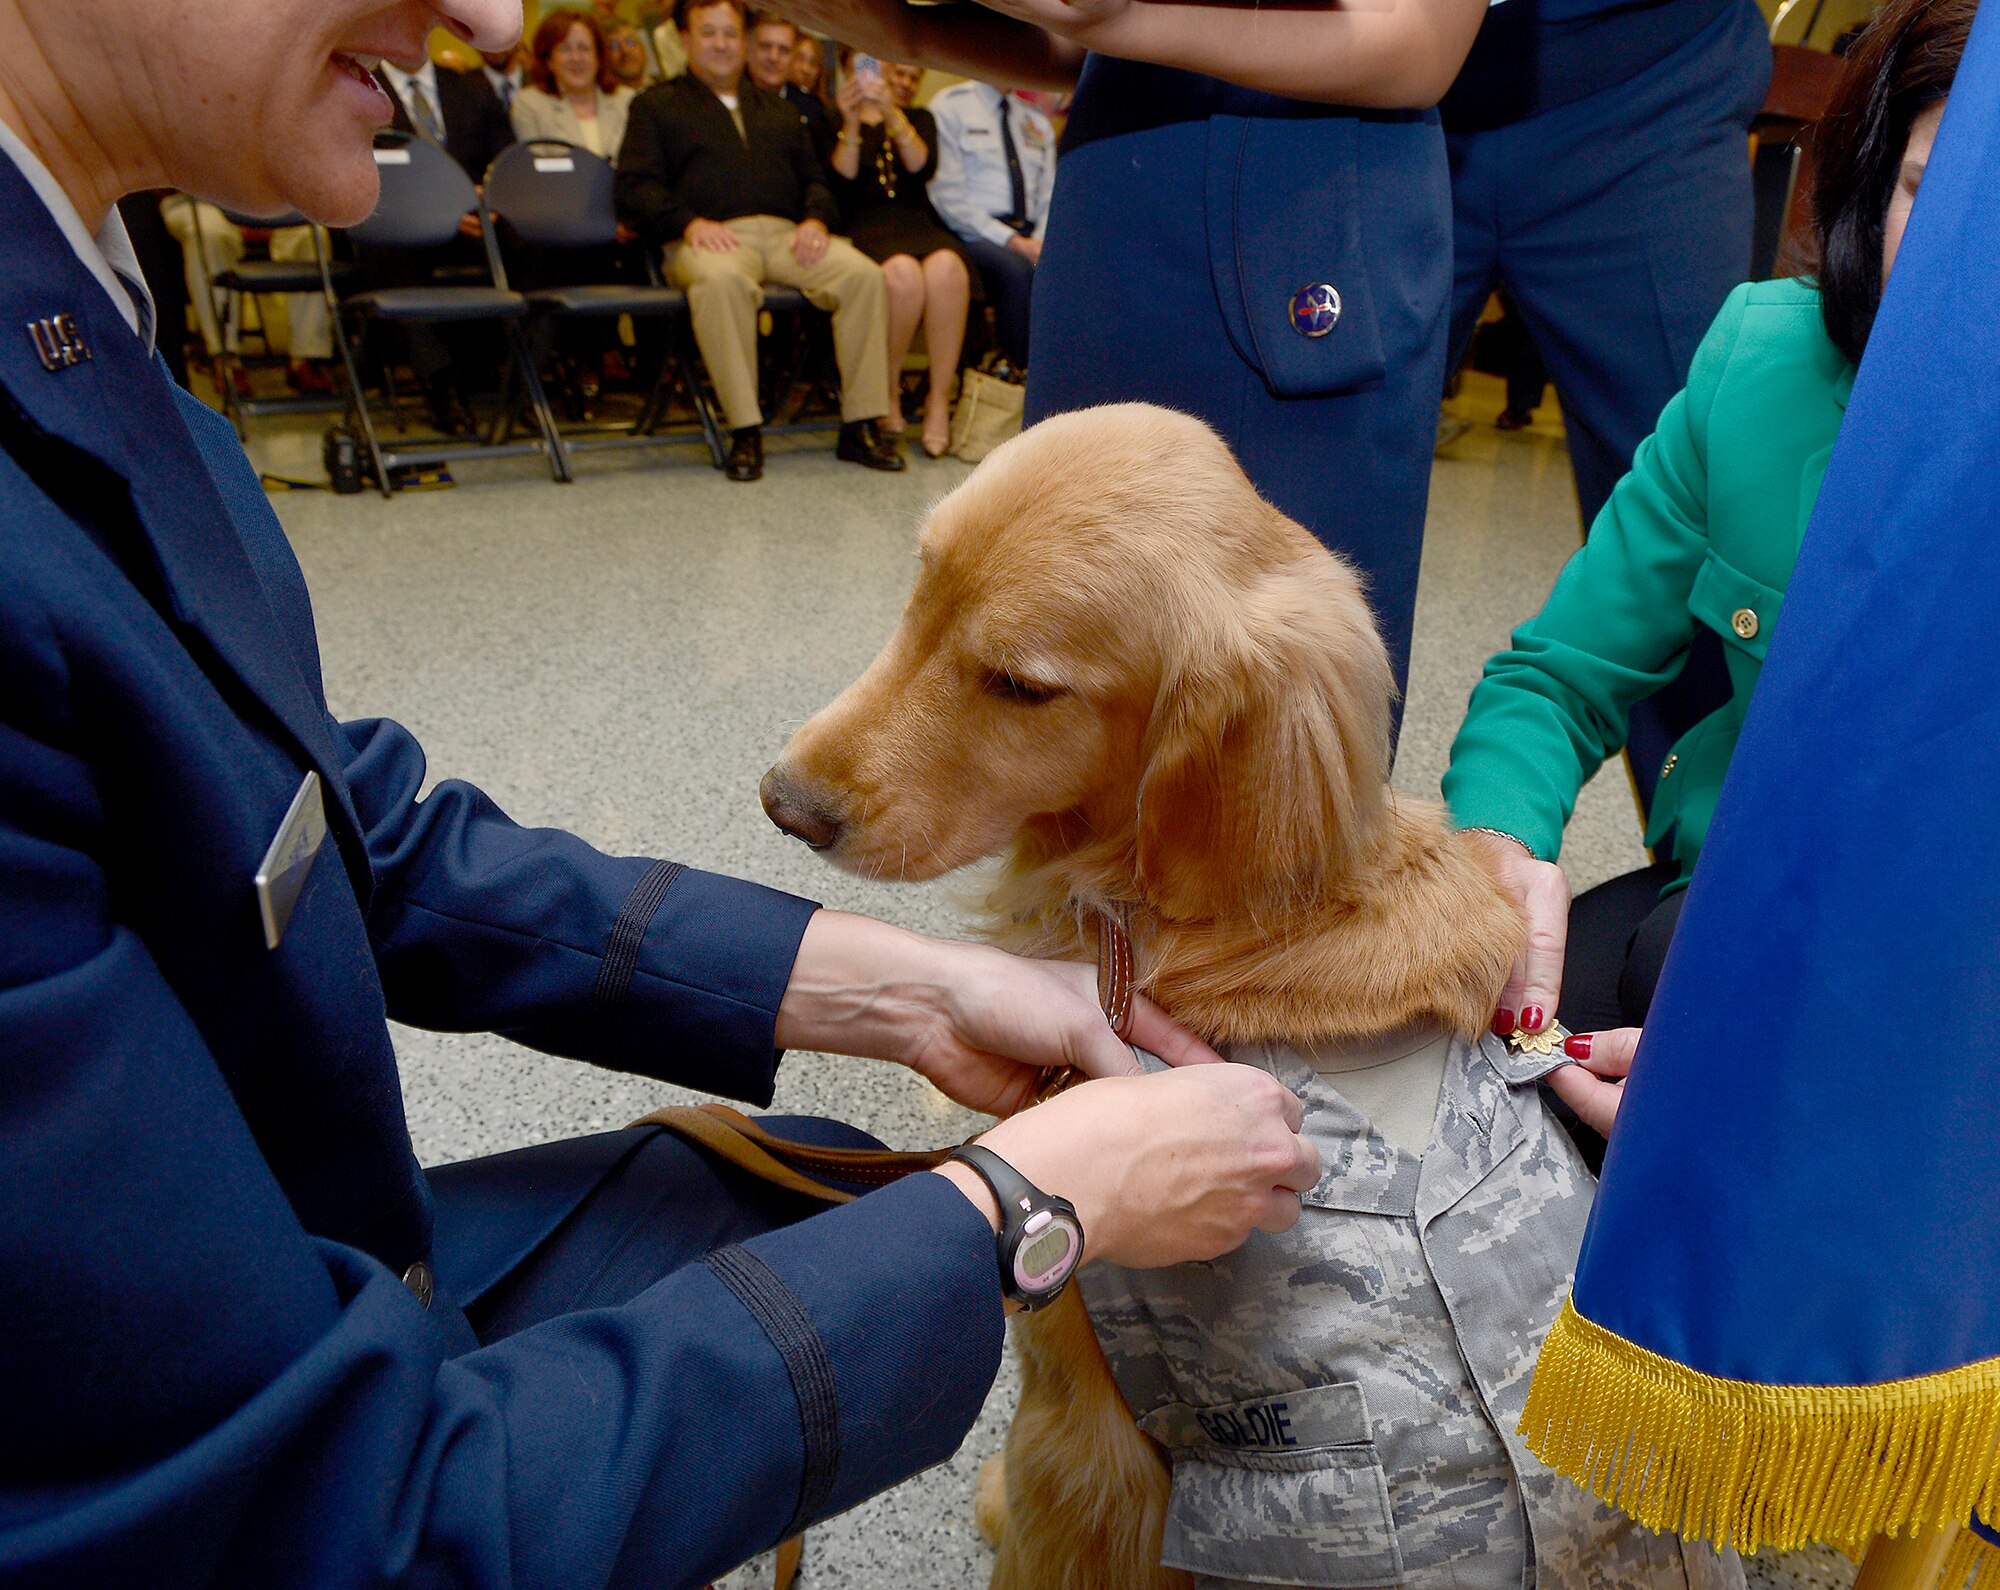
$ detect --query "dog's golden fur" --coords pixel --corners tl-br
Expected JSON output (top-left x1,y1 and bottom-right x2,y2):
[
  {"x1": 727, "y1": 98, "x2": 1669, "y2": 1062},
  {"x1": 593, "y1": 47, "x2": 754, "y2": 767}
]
[{"x1": 767, "y1": 403, "x2": 1524, "y2": 1589}]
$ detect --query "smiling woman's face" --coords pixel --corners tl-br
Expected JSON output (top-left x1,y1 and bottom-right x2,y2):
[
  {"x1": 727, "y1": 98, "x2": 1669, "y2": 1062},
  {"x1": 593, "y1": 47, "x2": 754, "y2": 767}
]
[
  {"x1": 9, "y1": 0, "x2": 522, "y2": 225},
  {"x1": 551, "y1": 21, "x2": 600, "y2": 95}
]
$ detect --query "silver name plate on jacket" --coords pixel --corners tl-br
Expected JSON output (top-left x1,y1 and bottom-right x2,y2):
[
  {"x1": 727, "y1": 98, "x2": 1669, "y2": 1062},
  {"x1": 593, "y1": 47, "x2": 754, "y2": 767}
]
[{"x1": 255, "y1": 771, "x2": 328, "y2": 949}]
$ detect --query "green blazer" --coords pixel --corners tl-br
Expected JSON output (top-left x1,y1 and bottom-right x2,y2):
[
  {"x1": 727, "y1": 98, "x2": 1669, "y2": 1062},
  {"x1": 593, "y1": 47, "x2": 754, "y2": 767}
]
[{"x1": 1443, "y1": 278, "x2": 1855, "y2": 889}]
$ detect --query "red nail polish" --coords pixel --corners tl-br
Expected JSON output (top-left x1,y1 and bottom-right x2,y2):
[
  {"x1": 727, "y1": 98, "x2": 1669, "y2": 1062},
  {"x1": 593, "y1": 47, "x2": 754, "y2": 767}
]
[
  {"x1": 1492, "y1": 1009, "x2": 1516, "y2": 1036},
  {"x1": 1563, "y1": 1034, "x2": 1593, "y2": 1060},
  {"x1": 1520, "y1": 1005, "x2": 1545, "y2": 1032}
]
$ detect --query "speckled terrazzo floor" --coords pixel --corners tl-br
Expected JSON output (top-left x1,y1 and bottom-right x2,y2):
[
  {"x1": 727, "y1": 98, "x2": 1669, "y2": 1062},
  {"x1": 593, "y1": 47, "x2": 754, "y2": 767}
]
[{"x1": 255, "y1": 379, "x2": 1848, "y2": 1590}]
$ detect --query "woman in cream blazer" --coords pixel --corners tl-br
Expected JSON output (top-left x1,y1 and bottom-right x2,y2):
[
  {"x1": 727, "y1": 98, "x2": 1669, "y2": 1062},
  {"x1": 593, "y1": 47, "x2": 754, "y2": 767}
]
[{"x1": 512, "y1": 10, "x2": 636, "y2": 161}]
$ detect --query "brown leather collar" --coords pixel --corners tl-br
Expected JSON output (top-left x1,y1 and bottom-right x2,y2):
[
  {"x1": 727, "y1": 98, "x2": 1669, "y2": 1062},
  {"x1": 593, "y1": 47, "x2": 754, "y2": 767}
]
[{"x1": 1095, "y1": 908, "x2": 1135, "y2": 1041}]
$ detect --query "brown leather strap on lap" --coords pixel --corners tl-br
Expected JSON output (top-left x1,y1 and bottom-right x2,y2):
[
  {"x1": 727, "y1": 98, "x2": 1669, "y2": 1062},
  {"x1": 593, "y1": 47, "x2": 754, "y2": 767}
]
[{"x1": 629, "y1": 1101, "x2": 957, "y2": 1204}]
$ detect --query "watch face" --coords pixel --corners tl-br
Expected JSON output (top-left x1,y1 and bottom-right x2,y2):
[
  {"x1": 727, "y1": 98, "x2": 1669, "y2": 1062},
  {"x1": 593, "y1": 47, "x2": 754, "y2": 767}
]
[{"x1": 1013, "y1": 1210, "x2": 1082, "y2": 1295}]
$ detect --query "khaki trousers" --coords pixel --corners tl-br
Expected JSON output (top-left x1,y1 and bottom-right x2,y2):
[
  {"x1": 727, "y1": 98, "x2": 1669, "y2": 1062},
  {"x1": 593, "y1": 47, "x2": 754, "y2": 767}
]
[
  {"x1": 159, "y1": 196, "x2": 332, "y2": 360},
  {"x1": 667, "y1": 215, "x2": 889, "y2": 431}
]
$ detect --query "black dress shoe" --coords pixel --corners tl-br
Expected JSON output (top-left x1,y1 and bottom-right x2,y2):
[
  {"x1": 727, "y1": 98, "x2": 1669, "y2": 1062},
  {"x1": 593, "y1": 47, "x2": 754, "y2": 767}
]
[
  {"x1": 836, "y1": 419, "x2": 906, "y2": 472},
  {"x1": 725, "y1": 425, "x2": 764, "y2": 482}
]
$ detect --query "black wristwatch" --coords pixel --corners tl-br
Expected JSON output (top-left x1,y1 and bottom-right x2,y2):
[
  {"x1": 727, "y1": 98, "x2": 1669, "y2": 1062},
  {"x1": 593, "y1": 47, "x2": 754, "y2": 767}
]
[{"x1": 948, "y1": 1144, "x2": 1085, "y2": 1311}]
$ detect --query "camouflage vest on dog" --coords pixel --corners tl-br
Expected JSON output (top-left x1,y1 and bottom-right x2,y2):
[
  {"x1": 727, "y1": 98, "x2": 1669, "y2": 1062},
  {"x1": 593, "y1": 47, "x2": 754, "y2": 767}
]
[{"x1": 1079, "y1": 1034, "x2": 1744, "y2": 1590}]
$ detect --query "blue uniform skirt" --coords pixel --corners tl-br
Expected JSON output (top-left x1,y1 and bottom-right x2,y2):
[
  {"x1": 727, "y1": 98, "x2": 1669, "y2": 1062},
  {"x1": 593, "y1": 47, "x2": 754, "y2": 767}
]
[{"x1": 1026, "y1": 57, "x2": 1451, "y2": 698}]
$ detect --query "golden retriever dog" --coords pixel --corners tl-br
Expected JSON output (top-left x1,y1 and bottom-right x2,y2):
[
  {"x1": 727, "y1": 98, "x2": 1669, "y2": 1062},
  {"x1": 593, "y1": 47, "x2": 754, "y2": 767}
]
[{"x1": 759, "y1": 405, "x2": 1651, "y2": 1590}]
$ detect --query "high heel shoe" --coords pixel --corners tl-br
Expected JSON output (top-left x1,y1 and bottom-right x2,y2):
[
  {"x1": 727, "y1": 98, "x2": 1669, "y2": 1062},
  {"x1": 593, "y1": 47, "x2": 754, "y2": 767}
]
[{"x1": 921, "y1": 389, "x2": 953, "y2": 458}]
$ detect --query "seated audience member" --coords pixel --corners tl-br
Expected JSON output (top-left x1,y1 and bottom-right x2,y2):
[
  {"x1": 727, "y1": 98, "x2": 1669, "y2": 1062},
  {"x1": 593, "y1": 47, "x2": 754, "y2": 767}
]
[
  {"x1": 605, "y1": 24, "x2": 656, "y2": 90},
  {"x1": 926, "y1": 77, "x2": 1055, "y2": 372},
  {"x1": 479, "y1": 43, "x2": 527, "y2": 111},
  {"x1": 512, "y1": 9, "x2": 637, "y2": 160},
  {"x1": 369, "y1": 57, "x2": 517, "y2": 431},
  {"x1": 830, "y1": 57, "x2": 971, "y2": 457},
  {"x1": 1444, "y1": 0, "x2": 1968, "y2": 1070},
  {"x1": 158, "y1": 198, "x2": 335, "y2": 393},
  {"x1": 616, "y1": 0, "x2": 902, "y2": 481},
  {"x1": 789, "y1": 30, "x2": 827, "y2": 99},
  {"x1": 377, "y1": 56, "x2": 516, "y2": 182},
  {"x1": 745, "y1": 12, "x2": 836, "y2": 169}
]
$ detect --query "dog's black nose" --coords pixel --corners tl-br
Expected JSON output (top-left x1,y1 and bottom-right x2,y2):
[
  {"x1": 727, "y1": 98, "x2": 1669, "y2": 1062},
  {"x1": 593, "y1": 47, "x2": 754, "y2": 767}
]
[{"x1": 760, "y1": 767, "x2": 844, "y2": 851}]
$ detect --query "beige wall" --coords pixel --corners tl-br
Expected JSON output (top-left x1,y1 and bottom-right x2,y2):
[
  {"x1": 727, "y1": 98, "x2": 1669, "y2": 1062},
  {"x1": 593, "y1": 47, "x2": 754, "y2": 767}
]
[{"x1": 1756, "y1": 0, "x2": 1879, "y2": 50}]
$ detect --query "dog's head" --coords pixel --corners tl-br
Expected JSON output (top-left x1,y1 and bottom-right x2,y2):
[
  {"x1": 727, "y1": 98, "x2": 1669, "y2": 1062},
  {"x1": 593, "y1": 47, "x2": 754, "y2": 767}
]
[{"x1": 762, "y1": 404, "x2": 1395, "y2": 921}]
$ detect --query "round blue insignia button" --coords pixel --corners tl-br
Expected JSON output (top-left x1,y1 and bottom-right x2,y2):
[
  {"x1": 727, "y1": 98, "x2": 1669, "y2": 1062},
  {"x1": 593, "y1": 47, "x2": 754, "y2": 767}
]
[{"x1": 1289, "y1": 283, "x2": 1342, "y2": 338}]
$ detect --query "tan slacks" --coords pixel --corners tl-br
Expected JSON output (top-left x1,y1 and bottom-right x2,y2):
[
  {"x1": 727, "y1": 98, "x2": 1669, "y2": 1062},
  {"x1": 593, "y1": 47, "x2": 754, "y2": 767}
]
[
  {"x1": 667, "y1": 215, "x2": 889, "y2": 431},
  {"x1": 159, "y1": 196, "x2": 332, "y2": 360}
]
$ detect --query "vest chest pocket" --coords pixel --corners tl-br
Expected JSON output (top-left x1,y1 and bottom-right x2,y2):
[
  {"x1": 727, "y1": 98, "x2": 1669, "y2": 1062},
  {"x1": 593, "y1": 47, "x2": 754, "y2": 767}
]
[{"x1": 1141, "y1": 1382, "x2": 1404, "y2": 1587}]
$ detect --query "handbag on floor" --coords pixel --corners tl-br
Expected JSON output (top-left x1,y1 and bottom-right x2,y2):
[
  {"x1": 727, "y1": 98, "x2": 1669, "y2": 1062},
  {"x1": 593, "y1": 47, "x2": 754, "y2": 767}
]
[{"x1": 948, "y1": 366, "x2": 1026, "y2": 464}]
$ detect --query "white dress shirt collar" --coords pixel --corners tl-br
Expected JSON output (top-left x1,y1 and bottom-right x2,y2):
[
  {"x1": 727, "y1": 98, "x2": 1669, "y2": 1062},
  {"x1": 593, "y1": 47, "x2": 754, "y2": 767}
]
[
  {"x1": 383, "y1": 58, "x2": 441, "y2": 99},
  {"x1": 383, "y1": 58, "x2": 448, "y2": 137},
  {"x1": 0, "y1": 116, "x2": 155, "y2": 350}
]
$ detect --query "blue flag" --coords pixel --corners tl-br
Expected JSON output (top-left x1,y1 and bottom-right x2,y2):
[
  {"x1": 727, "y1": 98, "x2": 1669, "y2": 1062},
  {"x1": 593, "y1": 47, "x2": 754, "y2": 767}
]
[{"x1": 1520, "y1": 0, "x2": 2000, "y2": 1572}]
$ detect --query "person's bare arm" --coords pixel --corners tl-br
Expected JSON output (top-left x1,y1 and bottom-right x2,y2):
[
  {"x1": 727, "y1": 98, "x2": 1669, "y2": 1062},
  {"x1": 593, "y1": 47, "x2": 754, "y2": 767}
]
[
  {"x1": 773, "y1": 0, "x2": 1086, "y2": 90},
  {"x1": 773, "y1": 0, "x2": 1486, "y2": 108},
  {"x1": 986, "y1": 0, "x2": 1492, "y2": 106}
]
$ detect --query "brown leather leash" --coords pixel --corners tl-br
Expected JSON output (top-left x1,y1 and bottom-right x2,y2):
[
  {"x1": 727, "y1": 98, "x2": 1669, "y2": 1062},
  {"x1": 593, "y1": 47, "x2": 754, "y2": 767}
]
[
  {"x1": 632, "y1": 910, "x2": 1135, "y2": 1203},
  {"x1": 654, "y1": 910, "x2": 1132, "y2": 1590}
]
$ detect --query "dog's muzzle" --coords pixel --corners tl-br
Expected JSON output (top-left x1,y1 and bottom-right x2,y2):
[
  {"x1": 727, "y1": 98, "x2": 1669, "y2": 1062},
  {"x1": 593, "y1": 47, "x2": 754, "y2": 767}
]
[{"x1": 759, "y1": 766, "x2": 844, "y2": 851}]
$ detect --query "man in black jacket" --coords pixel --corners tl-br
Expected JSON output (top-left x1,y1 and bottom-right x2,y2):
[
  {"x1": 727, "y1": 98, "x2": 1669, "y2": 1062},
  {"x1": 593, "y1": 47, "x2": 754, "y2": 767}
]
[
  {"x1": 617, "y1": 0, "x2": 899, "y2": 480},
  {"x1": 367, "y1": 60, "x2": 518, "y2": 432}
]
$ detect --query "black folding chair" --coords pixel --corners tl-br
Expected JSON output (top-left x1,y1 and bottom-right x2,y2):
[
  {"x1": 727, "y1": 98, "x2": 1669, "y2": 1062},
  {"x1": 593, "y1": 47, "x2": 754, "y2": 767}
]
[
  {"x1": 328, "y1": 132, "x2": 569, "y2": 495},
  {"x1": 481, "y1": 139, "x2": 724, "y2": 468},
  {"x1": 184, "y1": 201, "x2": 351, "y2": 436}
]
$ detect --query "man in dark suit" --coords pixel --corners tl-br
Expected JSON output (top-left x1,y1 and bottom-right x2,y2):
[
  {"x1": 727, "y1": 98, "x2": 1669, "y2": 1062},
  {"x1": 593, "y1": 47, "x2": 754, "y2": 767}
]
[
  {"x1": 363, "y1": 58, "x2": 517, "y2": 431},
  {"x1": 379, "y1": 55, "x2": 517, "y2": 182},
  {"x1": 617, "y1": 0, "x2": 899, "y2": 480},
  {"x1": 746, "y1": 11, "x2": 836, "y2": 170},
  {"x1": 0, "y1": 0, "x2": 1320, "y2": 1583}
]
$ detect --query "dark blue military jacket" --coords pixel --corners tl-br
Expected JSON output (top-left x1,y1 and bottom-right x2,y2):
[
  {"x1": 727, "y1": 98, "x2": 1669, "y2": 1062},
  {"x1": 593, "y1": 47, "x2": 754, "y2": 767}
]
[{"x1": 0, "y1": 160, "x2": 1000, "y2": 1588}]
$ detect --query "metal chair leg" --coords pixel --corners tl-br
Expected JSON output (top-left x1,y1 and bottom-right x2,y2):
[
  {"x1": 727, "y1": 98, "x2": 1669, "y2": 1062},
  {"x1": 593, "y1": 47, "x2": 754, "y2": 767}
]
[
  {"x1": 682, "y1": 346, "x2": 726, "y2": 468},
  {"x1": 507, "y1": 323, "x2": 572, "y2": 484},
  {"x1": 335, "y1": 314, "x2": 395, "y2": 498}
]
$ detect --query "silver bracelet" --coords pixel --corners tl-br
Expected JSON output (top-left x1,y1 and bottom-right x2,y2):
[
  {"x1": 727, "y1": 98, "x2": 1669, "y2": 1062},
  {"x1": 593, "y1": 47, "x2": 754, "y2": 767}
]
[{"x1": 1464, "y1": 826, "x2": 1535, "y2": 858}]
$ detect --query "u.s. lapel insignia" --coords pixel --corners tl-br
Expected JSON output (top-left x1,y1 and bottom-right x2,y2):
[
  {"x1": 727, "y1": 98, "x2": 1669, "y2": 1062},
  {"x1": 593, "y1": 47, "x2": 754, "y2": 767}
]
[
  {"x1": 1507, "y1": 1021, "x2": 1570, "y2": 1059},
  {"x1": 27, "y1": 312, "x2": 92, "y2": 372}
]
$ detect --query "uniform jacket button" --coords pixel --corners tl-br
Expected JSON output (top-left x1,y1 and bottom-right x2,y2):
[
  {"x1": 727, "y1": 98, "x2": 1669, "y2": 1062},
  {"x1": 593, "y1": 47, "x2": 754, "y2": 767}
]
[
  {"x1": 1731, "y1": 606, "x2": 1760, "y2": 640},
  {"x1": 402, "y1": 1259, "x2": 435, "y2": 1309},
  {"x1": 1661, "y1": 753, "x2": 1678, "y2": 778},
  {"x1": 1289, "y1": 283, "x2": 1342, "y2": 338}
]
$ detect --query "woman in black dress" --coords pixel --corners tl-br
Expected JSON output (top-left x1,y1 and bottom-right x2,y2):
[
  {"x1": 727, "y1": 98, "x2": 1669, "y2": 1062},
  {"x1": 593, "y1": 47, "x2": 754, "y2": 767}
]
[{"x1": 829, "y1": 58, "x2": 972, "y2": 456}]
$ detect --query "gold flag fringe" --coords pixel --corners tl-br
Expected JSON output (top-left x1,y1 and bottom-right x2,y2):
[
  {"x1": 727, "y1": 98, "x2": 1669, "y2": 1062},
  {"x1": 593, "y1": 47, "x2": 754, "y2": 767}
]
[
  {"x1": 1520, "y1": 1296, "x2": 2000, "y2": 1559},
  {"x1": 1938, "y1": 1525, "x2": 2000, "y2": 1590}
]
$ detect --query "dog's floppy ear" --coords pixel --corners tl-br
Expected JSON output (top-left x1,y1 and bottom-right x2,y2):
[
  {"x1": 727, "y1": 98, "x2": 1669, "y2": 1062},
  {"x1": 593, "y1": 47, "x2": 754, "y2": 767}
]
[{"x1": 1135, "y1": 545, "x2": 1394, "y2": 921}]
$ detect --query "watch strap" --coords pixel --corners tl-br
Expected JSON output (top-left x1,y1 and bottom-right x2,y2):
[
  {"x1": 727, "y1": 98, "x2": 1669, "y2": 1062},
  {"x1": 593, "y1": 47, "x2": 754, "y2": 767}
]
[
  {"x1": 948, "y1": 1143, "x2": 1082, "y2": 1309},
  {"x1": 950, "y1": 1143, "x2": 1039, "y2": 1222}
]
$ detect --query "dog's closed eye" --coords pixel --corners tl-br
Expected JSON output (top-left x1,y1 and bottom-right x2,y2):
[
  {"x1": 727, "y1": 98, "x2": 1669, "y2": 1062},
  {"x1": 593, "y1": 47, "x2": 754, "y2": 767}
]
[{"x1": 982, "y1": 668, "x2": 1068, "y2": 707}]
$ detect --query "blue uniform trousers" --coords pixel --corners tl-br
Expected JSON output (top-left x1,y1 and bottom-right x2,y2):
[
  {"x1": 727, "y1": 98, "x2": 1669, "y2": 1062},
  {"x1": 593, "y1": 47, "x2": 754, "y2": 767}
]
[
  {"x1": 965, "y1": 238, "x2": 1035, "y2": 369},
  {"x1": 1027, "y1": 58, "x2": 1452, "y2": 703},
  {"x1": 1446, "y1": 0, "x2": 1770, "y2": 531},
  {"x1": 1446, "y1": 0, "x2": 1771, "y2": 807},
  {"x1": 433, "y1": 1118, "x2": 888, "y2": 1341}
]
